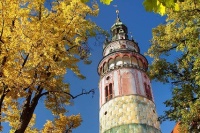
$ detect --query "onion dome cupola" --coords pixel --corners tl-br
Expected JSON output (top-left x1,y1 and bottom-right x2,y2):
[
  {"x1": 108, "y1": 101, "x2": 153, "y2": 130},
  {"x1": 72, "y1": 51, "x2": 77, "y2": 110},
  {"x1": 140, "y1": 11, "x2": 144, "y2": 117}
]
[
  {"x1": 102, "y1": 10, "x2": 140, "y2": 56},
  {"x1": 111, "y1": 10, "x2": 128, "y2": 41}
]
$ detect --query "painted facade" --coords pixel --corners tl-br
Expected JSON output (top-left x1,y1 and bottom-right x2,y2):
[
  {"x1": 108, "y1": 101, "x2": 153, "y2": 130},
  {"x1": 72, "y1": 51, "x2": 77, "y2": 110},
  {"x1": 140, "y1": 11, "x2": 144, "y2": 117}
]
[{"x1": 98, "y1": 12, "x2": 161, "y2": 133}]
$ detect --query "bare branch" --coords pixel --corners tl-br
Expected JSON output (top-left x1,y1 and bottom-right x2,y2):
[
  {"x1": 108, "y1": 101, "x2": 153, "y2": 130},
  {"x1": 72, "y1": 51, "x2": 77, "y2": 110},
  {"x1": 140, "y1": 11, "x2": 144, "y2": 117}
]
[
  {"x1": 158, "y1": 45, "x2": 177, "y2": 53},
  {"x1": 0, "y1": 18, "x2": 4, "y2": 43},
  {"x1": 39, "y1": 89, "x2": 95, "y2": 99},
  {"x1": 1, "y1": 56, "x2": 7, "y2": 66},
  {"x1": 22, "y1": 53, "x2": 29, "y2": 67},
  {"x1": 65, "y1": 123, "x2": 74, "y2": 133}
]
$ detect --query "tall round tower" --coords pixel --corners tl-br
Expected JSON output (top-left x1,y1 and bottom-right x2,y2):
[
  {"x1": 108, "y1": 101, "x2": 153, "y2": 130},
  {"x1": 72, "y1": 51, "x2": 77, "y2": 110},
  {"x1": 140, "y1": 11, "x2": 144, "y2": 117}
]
[{"x1": 98, "y1": 12, "x2": 161, "y2": 133}]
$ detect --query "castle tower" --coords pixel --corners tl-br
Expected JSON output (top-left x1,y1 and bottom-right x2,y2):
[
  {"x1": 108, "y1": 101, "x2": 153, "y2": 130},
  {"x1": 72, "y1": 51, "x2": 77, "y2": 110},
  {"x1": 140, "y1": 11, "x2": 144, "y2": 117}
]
[{"x1": 98, "y1": 11, "x2": 161, "y2": 133}]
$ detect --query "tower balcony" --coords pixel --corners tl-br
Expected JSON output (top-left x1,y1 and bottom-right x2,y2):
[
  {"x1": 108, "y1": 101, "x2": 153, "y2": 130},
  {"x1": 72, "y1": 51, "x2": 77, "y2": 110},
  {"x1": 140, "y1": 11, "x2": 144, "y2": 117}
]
[{"x1": 98, "y1": 51, "x2": 148, "y2": 76}]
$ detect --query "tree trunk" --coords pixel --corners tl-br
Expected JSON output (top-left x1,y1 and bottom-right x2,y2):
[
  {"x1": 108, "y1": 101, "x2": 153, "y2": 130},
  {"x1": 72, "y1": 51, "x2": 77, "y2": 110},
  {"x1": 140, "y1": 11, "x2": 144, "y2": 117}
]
[
  {"x1": 0, "y1": 93, "x2": 6, "y2": 128},
  {"x1": 14, "y1": 88, "x2": 43, "y2": 133},
  {"x1": 0, "y1": 84, "x2": 9, "y2": 128}
]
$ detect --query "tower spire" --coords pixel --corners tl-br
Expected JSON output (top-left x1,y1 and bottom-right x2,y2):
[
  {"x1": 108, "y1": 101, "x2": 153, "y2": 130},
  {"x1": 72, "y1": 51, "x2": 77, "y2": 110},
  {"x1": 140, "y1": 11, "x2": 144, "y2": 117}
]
[
  {"x1": 110, "y1": 10, "x2": 128, "y2": 41},
  {"x1": 116, "y1": 10, "x2": 121, "y2": 22}
]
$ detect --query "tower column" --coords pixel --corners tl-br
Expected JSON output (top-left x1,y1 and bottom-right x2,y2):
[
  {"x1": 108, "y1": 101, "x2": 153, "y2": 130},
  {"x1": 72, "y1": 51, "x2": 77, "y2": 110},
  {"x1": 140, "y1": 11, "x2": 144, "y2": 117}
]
[{"x1": 98, "y1": 11, "x2": 161, "y2": 133}]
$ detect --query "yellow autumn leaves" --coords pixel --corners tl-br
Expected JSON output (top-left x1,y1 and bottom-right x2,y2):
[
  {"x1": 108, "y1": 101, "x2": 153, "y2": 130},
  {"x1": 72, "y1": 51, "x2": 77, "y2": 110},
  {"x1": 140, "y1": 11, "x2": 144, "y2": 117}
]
[
  {"x1": 42, "y1": 114, "x2": 82, "y2": 133},
  {"x1": 100, "y1": 0, "x2": 181, "y2": 15},
  {"x1": 0, "y1": 0, "x2": 100, "y2": 132}
]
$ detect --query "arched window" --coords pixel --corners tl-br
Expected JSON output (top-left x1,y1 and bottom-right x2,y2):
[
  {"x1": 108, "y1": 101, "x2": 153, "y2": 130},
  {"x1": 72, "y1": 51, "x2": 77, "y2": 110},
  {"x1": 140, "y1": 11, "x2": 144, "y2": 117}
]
[
  {"x1": 105, "y1": 83, "x2": 113, "y2": 102},
  {"x1": 105, "y1": 86, "x2": 108, "y2": 101},
  {"x1": 116, "y1": 56, "x2": 122, "y2": 66},
  {"x1": 109, "y1": 83, "x2": 113, "y2": 99},
  {"x1": 108, "y1": 59, "x2": 115, "y2": 69},
  {"x1": 144, "y1": 83, "x2": 152, "y2": 100},
  {"x1": 123, "y1": 55, "x2": 130, "y2": 65},
  {"x1": 138, "y1": 59, "x2": 143, "y2": 68},
  {"x1": 103, "y1": 62, "x2": 108, "y2": 73},
  {"x1": 143, "y1": 62, "x2": 147, "y2": 70},
  {"x1": 148, "y1": 85, "x2": 152, "y2": 100},
  {"x1": 131, "y1": 56, "x2": 137, "y2": 65}
]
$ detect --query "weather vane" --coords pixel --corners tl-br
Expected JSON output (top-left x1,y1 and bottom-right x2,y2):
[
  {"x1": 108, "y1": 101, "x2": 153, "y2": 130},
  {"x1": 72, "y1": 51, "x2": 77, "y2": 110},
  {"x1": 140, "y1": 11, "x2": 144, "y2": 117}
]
[{"x1": 113, "y1": 5, "x2": 119, "y2": 18}]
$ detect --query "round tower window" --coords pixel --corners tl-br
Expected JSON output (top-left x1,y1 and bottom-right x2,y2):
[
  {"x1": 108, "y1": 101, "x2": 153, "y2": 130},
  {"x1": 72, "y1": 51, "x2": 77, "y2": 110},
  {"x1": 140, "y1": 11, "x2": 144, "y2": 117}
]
[
  {"x1": 104, "y1": 111, "x2": 107, "y2": 115},
  {"x1": 119, "y1": 29, "x2": 124, "y2": 33},
  {"x1": 106, "y1": 76, "x2": 110, "y2": 80}
]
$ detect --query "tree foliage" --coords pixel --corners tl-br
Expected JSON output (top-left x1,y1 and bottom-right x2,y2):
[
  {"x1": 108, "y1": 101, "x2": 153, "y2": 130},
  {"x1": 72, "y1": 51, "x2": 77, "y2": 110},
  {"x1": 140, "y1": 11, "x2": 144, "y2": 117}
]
[
  {"x1": 42, "y1": 114, "x2": 82, "y2": 133},
  {"x1": 147, "y1": 0, "x2": 200, "y2": 131},
  {"x1": 100, "y1": 0, "x2": 181, "y2": 15},
  {"x1": 0, "y1": 0, "x2": 100, "y2": 132},
  {"x1": 143, "y1": 0, "x2": 181, "y2": 15}
]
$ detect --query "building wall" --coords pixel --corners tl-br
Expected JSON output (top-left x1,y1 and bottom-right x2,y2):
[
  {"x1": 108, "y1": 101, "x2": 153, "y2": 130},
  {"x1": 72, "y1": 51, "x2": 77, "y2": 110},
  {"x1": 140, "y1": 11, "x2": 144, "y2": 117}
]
[
  {"x1": 103, "y1": 40, "x2": 139, "y2": 56},
  {"x1": 99, "y1": 95, "x2": 160, "y2": 133},
  {"x1": 99, "y1": 68, "x2": 154, "y2": 106}
]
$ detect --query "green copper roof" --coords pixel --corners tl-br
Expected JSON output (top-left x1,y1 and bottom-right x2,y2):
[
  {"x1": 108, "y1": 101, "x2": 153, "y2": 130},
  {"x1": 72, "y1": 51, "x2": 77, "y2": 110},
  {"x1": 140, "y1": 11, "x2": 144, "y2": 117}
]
[{"x1": 110, "y1": 12, "x2": 128, "y2": 41}]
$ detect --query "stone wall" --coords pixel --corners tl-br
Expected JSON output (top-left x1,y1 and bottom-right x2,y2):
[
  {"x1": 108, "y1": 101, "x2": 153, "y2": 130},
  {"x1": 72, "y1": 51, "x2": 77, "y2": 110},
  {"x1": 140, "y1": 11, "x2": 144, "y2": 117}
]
[{"x1": 99, "y1": 95, "x2": 160, "y2": 133}]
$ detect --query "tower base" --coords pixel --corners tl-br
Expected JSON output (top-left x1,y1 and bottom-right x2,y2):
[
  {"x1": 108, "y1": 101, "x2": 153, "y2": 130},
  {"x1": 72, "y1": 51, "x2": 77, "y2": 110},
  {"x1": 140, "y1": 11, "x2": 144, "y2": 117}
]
[
  {"x1": 99, "y1": 95, "x2": 161, "y2": 133},
  {"x1": 104, "y1": 123, "x2": 161, "y2": 133}
]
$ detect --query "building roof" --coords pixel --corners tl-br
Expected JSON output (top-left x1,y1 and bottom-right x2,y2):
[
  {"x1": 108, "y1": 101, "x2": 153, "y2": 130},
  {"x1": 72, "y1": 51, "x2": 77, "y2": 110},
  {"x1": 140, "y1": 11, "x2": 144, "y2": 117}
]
[{"x1": 171, "y1": 122, "x2": 180, "y2": 133}]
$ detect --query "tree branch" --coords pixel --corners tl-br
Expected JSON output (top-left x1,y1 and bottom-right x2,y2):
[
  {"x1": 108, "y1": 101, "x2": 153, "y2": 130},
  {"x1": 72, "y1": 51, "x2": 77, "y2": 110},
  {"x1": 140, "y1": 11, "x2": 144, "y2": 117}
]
[
  {"x1": 15, "y1": 86, "x2": 43, "y2": 133},
  {"x1": 158, "y1": 45, "x2": 177, "y2": 53},
  {"x1": 39, "y1": 89, "x2": 95, "y2": 99},
  {"x1": 21, "y1": 89, "x2": 32, "y2": 118},
  {"x1": 0, "y1": 19, "x2": 4, "y2": 44},
  {"x1": 0, "y1": 82, "x2": 10, "y2": 129},
  {"x1": 65, "y1": 123, "x2": 74, "y2": 133},
  {"x1": 22, "y1": 53, "x2": 29, "y2": 67}
]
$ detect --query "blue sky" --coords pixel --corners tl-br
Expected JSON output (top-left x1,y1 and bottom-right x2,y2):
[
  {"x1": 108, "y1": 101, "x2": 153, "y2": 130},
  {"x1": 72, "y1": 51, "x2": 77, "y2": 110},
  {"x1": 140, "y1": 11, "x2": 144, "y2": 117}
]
[
  {"x1": 64, "y1": 1, "x2": 176, "y2": 133},
  {"x1": 2, "y1": 0, "x2": 176, "y2": 133}
]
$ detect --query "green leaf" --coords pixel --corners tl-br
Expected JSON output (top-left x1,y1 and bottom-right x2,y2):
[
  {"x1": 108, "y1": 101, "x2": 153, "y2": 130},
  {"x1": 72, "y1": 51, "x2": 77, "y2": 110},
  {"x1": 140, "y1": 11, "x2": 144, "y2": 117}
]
[
  {"x1": 147, "y1": 0, "x2": 200, "y2": 131},
  {"x1": 157, "y1": 3, "x2": 166, "y2": 16},
  {"x1": 174, "y1": 3, "x2": 180, "y2": 11},
  {"x1": 100, "y1": 0, "x2": 113, "y2": 5},
  {"x1": 161, "y1": 0, "x2": 175, "y2": 7},
  {"x1": 143, "y1": 0, "x2": 157, "y2": 12}
]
